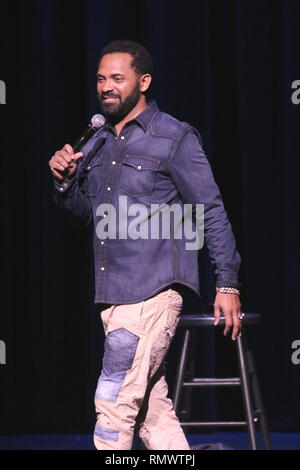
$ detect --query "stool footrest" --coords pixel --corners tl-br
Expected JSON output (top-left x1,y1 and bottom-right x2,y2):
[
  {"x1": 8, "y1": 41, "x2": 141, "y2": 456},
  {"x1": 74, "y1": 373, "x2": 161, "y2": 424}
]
[
  {"x1": 183, "y1": 377, "x2": 241, "y2": 387},
  {"x1": 180, "y1": 421, "x2": 248, "y2": 427}
]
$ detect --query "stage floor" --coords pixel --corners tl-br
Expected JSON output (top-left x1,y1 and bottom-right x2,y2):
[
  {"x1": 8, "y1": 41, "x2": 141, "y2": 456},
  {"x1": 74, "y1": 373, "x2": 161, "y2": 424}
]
[{"x1": 0, "y1": 433, "x2": 299, "y2": 450}]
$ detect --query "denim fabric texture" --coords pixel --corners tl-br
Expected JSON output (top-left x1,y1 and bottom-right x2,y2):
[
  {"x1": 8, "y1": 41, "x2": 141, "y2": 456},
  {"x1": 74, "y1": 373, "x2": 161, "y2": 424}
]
[
  {"x1": 95, "y1": 328, "x2": 139, "y2": 402},
  {"x1": 94, "y1": 424, "x2": 118, "y2": 442},
  {"x1": 53, "y1": 100, "x2": 240, "y2": 304}
]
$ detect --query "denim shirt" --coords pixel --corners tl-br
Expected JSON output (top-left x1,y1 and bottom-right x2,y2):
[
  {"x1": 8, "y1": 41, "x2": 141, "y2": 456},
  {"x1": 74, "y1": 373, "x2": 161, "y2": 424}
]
[{"x1": 53, "y1": 100, "x2": 241, "y2": 304}]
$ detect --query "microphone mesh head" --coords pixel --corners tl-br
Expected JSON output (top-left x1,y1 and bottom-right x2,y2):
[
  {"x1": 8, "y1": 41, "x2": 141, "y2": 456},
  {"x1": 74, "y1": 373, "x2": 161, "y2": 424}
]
[{"x1": 91, "y1": 114, "x2": 105, "y2": 128}]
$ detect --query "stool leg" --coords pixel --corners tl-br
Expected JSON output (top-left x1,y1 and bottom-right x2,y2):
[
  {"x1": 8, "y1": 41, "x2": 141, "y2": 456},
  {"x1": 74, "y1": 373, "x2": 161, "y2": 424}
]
[
  {"x1": 181, "y1": 328, "x2": 196, "y2": 424},
  {"x1": 179, "y1": 328, "x2": 197, "y2": 435},
  {"x1": 246, "y1": 349, "x2": 272, "y2": 449},
  {"x1": 173, "y1": 329, "x2": 191, "y2": 414},
  {"x1": 236, "y1": 335, "x2": 258, "y2": 450}
]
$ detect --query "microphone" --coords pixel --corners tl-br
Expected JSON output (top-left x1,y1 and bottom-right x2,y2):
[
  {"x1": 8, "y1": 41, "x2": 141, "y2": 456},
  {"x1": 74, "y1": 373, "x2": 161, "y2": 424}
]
[
  {"x1": 61, "y1": 114, "x2": 105, "y2": 177},
  {"x1": 72, "y1": 114, "x2": 105, "y2": 152}
]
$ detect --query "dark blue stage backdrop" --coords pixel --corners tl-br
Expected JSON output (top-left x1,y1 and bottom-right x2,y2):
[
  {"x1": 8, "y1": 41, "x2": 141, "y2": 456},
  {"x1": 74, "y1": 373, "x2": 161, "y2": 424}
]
[{"x1": 0, "y1": 0, "x2": 299, "y2": 436}]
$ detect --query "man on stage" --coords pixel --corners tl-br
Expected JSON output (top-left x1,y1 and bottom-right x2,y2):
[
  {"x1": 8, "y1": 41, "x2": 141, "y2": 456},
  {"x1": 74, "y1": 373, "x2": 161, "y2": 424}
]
[{"x1": 49, "y1": 40, "x2": 242, "y2": 450}]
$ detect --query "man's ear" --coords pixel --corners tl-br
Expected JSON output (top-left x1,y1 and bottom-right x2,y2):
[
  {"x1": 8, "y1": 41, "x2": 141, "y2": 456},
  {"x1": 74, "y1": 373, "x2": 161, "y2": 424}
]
[{"x1": 139, "y1": 74, "x2": 152, "y2": 93}]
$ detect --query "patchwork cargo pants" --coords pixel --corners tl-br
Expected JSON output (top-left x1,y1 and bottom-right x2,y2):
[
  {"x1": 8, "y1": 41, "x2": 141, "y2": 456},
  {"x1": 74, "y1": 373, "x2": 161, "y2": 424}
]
[{"x1": 93, "y1": 288, "x2": 190, "y2": 450}]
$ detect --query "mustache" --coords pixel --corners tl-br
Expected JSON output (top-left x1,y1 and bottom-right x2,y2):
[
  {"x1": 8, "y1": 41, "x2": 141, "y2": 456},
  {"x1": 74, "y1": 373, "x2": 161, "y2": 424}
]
[{"x1": 100, "y1": 92, "x2": 120, "y2": 100}]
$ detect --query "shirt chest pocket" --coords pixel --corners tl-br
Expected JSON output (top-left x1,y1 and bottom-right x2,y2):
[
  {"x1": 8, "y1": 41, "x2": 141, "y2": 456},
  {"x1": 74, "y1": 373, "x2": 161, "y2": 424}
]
[
  {"x1": 79, "y1": 153, "x2": 104, "y2": 197},
  {"x1": 120, "y1": 155, "x2": 161, "y2": 198}
]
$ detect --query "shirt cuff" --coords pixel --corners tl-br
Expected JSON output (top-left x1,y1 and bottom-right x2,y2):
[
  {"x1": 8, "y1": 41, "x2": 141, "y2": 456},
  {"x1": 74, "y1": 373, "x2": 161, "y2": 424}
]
[
  {"x1": 215, "y1": 275, "x2": 241, "y2": 289},
  {"x1": 53, "y1": 178, "x2": 76, "y2": 193}
]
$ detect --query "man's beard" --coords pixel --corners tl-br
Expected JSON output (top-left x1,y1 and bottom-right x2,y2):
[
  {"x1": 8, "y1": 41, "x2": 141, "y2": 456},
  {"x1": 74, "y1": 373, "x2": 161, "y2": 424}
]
[{"x1": 98, "y1": 81, "x2": 141, "y2": 125}]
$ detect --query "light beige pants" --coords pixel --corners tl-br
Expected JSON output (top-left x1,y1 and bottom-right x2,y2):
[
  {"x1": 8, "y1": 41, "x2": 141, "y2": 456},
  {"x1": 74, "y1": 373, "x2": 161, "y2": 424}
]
[{"x1": 93, "y1": 288, "x2": 190, "y2": 450}]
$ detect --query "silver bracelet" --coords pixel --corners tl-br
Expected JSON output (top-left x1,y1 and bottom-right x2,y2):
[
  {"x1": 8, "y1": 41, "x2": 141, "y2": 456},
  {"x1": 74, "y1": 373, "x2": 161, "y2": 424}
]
[{"x1": 216, "y1": 287, "x2": 240, "y2": 295}]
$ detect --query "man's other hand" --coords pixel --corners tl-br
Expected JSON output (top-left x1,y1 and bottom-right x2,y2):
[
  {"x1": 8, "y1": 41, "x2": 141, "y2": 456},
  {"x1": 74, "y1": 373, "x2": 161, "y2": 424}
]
[{"x1": 213, "y1": 292, "x2": 242, "y2": 341}]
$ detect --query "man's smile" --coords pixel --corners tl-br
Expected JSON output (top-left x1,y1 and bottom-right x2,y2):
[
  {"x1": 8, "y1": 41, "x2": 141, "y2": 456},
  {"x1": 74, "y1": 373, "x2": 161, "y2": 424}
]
[{"x1": 102, "y1": 95, "x2": 120, "y2": 102}]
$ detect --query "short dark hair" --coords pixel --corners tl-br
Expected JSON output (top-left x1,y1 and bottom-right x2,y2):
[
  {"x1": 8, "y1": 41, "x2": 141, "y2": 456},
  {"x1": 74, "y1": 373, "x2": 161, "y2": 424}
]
[{"x1": 99, "y1": 40, "x2": 153, "y2": 76}]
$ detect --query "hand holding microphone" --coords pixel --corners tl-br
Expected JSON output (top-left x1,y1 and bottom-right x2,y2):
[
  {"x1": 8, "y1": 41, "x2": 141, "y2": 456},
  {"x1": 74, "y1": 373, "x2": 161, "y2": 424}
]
[
  {"x1": 49, "y1": 114, "x2": 105, "y2": 182},
  {"x1": 49, "y1": 144, "x2": 83, "y2": 182}
]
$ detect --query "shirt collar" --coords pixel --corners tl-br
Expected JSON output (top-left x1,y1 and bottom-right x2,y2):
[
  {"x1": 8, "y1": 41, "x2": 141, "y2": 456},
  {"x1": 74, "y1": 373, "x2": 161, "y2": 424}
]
[{"x1": 133, "y1": 99, "x2": 160, "y2": 132}]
